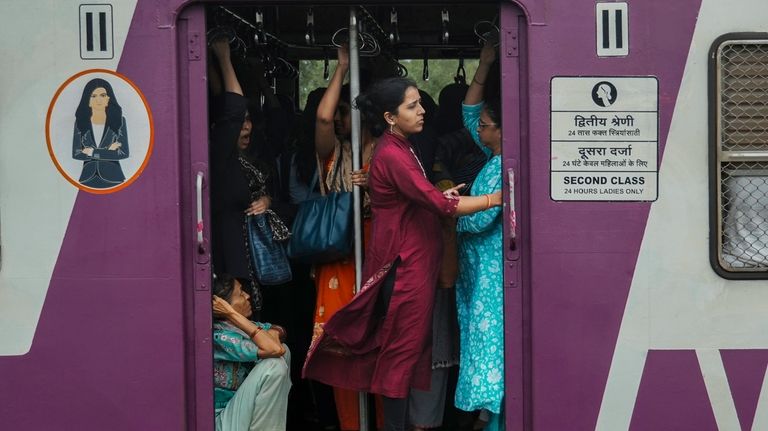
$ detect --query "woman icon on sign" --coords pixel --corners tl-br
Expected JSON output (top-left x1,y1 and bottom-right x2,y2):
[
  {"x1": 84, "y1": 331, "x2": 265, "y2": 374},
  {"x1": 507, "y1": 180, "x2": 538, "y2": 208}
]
[
  {"x1": 72, "y1": 78, "x2": 129, "y2": 188},
  {"x1": 592, "y1": 81, "x2": 617, "y2": 107}
]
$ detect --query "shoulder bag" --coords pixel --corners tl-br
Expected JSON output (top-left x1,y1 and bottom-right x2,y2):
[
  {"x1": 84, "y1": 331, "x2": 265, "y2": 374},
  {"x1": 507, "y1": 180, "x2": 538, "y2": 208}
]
[
  {"x1": 287, "y1": 157, "x2": 353, "y2": 263},
  {"x1": 247, "y1": 213, "x2": 292, "y2": 285}
]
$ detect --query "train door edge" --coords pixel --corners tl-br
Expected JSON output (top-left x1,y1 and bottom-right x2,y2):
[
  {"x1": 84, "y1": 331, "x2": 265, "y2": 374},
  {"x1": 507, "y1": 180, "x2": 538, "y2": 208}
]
[
  {"x1": 500, "y1": 3, "x2": 529, "y2": 431},
  {"x1": 178, "y1": 4, "x2": 215, "y2": 431}
]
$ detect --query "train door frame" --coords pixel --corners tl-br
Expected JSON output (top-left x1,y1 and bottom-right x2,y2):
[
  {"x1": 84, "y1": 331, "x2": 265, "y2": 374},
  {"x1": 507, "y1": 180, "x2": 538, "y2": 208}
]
[
  {"x1": 178, "y1": 5, "x2": 216, "y2": 431},
  {"x1": 500, "y1": 3, "x2": 528, "y2": 431},
  {"x1": 175, "y1": 2, "x2": 530, "y2": 430}
]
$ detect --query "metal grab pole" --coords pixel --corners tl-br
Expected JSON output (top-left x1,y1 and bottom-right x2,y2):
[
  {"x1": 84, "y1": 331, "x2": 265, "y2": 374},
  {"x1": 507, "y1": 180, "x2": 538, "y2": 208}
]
[
  {"x1": 349, "y1": 7, "x2": 362, "y2": 294},
  {"x1": 349, "y1": 7, "x2": 369, "y2": 431}
]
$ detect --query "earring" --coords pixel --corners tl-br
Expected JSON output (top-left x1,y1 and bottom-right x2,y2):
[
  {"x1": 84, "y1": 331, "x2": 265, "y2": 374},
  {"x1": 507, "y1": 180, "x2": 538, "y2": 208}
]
[{"x1": 389, "y1": 123, "x2": 394, "y2": 133}]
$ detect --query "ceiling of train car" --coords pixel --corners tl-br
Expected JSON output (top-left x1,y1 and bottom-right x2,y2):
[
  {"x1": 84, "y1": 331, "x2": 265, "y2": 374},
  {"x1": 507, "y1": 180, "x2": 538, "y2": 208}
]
[{"x1": 207, "y1": 3, "x2": 499, "y2": 60}]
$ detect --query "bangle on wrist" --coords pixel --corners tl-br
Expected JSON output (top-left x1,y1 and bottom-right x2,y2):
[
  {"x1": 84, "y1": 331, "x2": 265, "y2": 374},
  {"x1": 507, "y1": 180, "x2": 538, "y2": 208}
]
[
  {"x1": 485, "y1": 194, "x2": 491, "y2": 209},
  {"x1": 248, "y1": 326, "x2": 262, "y2": 339}
]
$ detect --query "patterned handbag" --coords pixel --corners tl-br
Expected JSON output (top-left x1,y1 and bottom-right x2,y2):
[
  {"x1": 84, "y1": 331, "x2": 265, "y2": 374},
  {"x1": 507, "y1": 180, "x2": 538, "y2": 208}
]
[{"x1": 246, "y1": 213, "x2": 292, "y2": 285}]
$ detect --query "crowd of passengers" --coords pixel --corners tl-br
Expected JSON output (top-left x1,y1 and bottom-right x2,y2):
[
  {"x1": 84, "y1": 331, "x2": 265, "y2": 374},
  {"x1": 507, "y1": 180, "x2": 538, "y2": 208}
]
[{"x1": 208, "y1": 36, "x2": 504, "y2": 431}]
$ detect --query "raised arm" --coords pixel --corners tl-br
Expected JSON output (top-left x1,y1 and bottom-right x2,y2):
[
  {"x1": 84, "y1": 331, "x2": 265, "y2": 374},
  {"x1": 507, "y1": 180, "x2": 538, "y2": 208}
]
[
  {"x1": 213, "y1": 295, "x2": 285, "y2": 359},
  {"x1": 210, "y1": 38, "x2": 243, "y2": 96},
  {"x1": 315, "y1": 46, "x2": 349, "y2": 160},
  {"x1": 464, "y1": 41, "x2": 496, "y2": 106}
]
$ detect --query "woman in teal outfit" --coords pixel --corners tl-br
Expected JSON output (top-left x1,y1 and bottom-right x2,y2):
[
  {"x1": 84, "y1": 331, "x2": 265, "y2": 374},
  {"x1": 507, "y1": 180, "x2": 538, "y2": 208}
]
[{"x1": 454, "y1": 42, "x2": 505, "y2": 431}]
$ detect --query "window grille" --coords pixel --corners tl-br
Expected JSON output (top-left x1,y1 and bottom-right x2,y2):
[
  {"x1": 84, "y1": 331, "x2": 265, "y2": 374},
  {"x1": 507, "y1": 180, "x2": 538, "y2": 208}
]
[{"x1": 712, "y1": 37, "x2": 768, "y2": 277}]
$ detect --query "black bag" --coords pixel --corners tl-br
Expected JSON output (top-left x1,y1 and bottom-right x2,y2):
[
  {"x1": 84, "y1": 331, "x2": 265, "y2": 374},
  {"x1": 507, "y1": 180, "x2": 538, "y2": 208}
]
[
  {"x1": 287, "y1": 158, "x2": 353, "y2": 263},
  {"x1": 247, "y1": 213, "x2": 292, "y2": 285}
]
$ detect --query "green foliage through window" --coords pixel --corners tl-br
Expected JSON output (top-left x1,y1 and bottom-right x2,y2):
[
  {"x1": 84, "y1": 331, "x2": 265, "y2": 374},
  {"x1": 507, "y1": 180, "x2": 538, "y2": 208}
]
[{"x1": 298, "y1": 59, "x2": 480, "y2": 109}]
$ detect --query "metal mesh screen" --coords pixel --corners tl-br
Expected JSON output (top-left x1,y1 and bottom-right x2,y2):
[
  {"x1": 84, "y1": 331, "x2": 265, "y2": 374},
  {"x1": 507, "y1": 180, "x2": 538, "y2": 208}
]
[
  {"x1": 717, "y1": 41, "x2": 768, "y2": 273},
  {"x1": 720, "y1": 43, "x2": 768, "y2": 152},
  {"x1": 720, "y1": 163, "x2": 768, "y2": 269}
]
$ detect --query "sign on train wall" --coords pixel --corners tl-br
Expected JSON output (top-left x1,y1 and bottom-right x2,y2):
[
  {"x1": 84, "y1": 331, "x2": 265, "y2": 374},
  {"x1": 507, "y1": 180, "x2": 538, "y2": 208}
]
[
  {"x1": 46, "y1": 69, "x2": 153, "y2": 194},
  {"x1": 550, "y1": 76, "x2": 658, "y2": 201}
]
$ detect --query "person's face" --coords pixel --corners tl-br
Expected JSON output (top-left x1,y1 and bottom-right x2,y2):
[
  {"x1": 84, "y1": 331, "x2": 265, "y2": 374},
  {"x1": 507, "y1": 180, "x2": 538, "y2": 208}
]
[
  {"x1": 89, "y1": 87, "x2": 110, "y2": 111},
  {"x1": 477, "y1": 108, "x2": 502, "y2": 154},
  {"x1": 238, "y1": 113, "x2": 252, "y2": 151},
  {"x1": 334, "y1": 101, "x2": 352, "y2": 138},
  {"x1": 228, "y1": 279, "x2": 252, "y2": 318},
  {"x1": 388, "y1": 86, "x2": 425, "y2": 137}
]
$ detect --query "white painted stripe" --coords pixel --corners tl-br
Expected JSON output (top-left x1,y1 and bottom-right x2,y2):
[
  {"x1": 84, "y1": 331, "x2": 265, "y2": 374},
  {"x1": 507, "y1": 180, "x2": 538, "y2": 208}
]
[
  {"x1": 697, "y1": 349, "x2": 741, "y2": 430},
  {"x1": 595, "y1": 345, "x2": 647, "y2": 431}
]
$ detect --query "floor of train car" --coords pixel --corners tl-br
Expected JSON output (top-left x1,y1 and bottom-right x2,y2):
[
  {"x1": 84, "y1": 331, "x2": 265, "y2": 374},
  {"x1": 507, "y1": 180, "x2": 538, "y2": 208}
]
[{"x1": 206, "y1": 3, "x2": 498, "y2": 430}]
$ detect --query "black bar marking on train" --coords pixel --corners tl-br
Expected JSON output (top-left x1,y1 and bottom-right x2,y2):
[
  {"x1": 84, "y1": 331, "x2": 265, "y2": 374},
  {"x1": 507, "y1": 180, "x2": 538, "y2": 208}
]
[
  {"x1": 99, "y1": 12, "x2": 107, "y2": 51},
  {"x1": 602, "y1": 10, "x2": 610, "y2": 49},
  {"x1": 615, "y1": 10, "x2": 623, "y2": 49},
  {"x1": 80, "y1": 4, "x2": 114, "y2": 59},
  {"x1": 85, "y1": 12, "x2": 93, "y2": 51}
]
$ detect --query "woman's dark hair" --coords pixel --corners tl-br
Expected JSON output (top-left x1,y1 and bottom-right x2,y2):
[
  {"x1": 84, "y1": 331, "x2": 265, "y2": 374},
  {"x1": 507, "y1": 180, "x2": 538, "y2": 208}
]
[
  {"x1": 292, "y1": 87, "x2": 326, "y2": 185},
  {"x1": 213, "y1": 274, "x2": 237, "y2": 302},
  {"x1": 75, "y1": 78, "x2": 123, "y2": 133},
  {"x1": 482, "y1": 60, "x2": 502, "y2": 127},
  {"x1": 435, "y1": 83, "x2": 469, "y2": 135},
  {"x1": 340, "y1": 83, "x2": 351, "y2": 106},
  {"x1": 354, "y1": 77, "x2": 417, "y2": 137},
  {"x1": 483, "y1": 94, "x2": 502, "y2": 127}
]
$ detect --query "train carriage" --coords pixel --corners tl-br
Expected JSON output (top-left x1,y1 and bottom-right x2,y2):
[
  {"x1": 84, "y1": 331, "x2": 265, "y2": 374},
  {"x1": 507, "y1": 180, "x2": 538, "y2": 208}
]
[{"x1": 1, "y1": 0, "x2": 767, "y2": 430}]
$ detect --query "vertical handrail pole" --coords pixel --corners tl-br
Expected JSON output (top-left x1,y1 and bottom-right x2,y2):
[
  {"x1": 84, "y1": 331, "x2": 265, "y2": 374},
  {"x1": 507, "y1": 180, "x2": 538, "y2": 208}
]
[
  {"x1": 349, "y1": 7, "x2": 369, "y2": 431},
  {"x1": 349, "y1": 10, "x2": 362, "y2": 294}
]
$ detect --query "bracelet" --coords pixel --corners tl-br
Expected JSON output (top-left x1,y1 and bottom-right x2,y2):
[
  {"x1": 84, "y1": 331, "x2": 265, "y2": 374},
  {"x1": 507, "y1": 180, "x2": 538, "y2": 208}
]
[
  {"x1": 485, "y1": 194, "x2": 491, "y2": 209},
  {"x1": 473, "y1": 77, "x2": 486, "y2": 86},
  {"x1": 248, "y1": 326, "x2": 262, "y2": 339}
]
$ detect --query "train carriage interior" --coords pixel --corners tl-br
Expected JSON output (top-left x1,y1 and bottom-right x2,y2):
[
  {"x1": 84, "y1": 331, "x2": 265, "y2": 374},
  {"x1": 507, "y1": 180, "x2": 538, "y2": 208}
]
[{"x1": 204, "y1": 3, "x2": 502, "y2": 430}]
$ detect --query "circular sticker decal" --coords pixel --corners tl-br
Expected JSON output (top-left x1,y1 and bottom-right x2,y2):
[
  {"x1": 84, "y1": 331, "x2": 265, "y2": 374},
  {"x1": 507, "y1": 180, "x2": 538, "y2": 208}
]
[{"x1": 46, "y1": 69, "x2": 153, "y2": 194}]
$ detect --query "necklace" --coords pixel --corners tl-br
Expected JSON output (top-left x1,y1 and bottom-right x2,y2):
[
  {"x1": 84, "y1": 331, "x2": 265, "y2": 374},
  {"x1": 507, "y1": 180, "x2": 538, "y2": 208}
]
[{"x1": 407, "y1": 146, "x2": 427, "y2": 179}]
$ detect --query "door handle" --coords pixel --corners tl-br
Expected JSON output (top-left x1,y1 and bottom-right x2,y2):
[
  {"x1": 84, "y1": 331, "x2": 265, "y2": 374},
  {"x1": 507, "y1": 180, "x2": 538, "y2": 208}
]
[
  {"x1": 507, "y1": 167, "x2": 517, "y2": 253},
  {"x1": 196, "y1": 171, "x2": 206, "y2": 255}
]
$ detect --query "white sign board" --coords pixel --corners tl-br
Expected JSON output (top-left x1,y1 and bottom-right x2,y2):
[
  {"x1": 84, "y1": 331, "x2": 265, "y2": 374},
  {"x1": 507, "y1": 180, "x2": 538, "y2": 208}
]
[{"x1": 550, "y1": 76, "x2": 658, "y2": 201}]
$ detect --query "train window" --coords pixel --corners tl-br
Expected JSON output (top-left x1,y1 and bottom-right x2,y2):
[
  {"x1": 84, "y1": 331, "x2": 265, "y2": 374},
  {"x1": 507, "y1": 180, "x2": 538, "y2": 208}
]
[
  {"x1": 299, "y1": 58, "x2": 480, "y2": 108},
  {"x1": 711, "y1": 35, "x2": 768, "y2": 278}
]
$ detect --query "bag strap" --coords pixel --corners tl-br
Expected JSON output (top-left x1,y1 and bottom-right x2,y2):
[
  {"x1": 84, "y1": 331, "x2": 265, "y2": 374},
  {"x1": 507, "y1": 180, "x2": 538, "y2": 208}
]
[
  {"x1": 330, "y1": 152, "x2": 347, "y2": 193},
  {"x1": 317, "y1": 145, "x2": 347, "y2": 196},
  {"x1": 308, "y1": 166, "x2": 319, "y2": 196},
  {"x1": 316, "y1": 153, "x2": 328, "y2": 196}
]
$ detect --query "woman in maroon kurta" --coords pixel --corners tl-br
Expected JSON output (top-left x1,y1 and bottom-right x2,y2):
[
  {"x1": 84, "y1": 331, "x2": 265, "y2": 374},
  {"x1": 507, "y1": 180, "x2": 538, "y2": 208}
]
[{"x1": 304, "y1": 78, "x2": 502, "y2": 430}]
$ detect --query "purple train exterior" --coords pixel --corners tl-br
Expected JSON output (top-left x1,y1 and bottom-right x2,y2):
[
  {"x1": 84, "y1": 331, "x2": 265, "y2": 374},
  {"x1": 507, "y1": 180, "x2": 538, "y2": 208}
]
[{"x1": 1, "y1": 0, "x2": 767, "y2": 430}]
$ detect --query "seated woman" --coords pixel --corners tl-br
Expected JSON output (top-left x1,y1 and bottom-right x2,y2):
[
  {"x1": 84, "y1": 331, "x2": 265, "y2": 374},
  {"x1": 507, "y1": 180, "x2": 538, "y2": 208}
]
[{"x1": 212, "y1": 274, "x2": 291, "y2": 431}]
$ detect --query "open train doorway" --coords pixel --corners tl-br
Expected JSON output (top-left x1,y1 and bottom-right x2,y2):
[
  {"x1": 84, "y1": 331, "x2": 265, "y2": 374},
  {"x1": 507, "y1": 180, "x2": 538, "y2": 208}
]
[{"x1": 179, "y1": 2, "x2": 525, "y2": 430}]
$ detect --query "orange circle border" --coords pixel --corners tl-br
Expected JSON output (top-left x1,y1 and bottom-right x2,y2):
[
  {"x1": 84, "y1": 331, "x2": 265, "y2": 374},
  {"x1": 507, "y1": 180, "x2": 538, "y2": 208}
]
[{"x1": 45, "y1": 69, "x2": 155, "y2": 194}]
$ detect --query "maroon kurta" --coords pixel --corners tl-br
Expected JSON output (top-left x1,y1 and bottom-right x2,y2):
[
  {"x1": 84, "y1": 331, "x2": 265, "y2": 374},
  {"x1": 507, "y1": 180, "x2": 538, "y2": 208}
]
[{"x1": 303, "y1": 131, "x2": 459, "y2": 398}]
